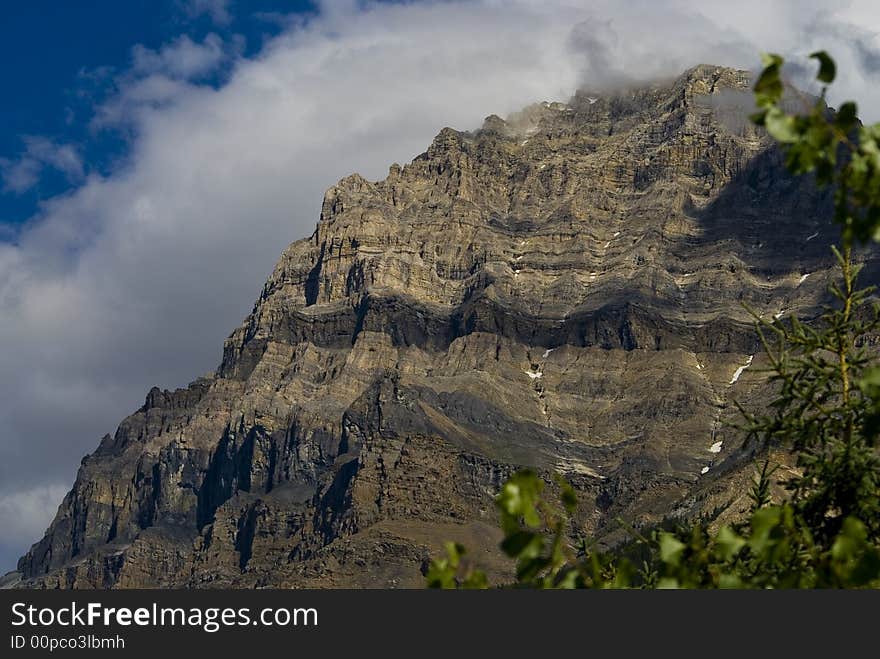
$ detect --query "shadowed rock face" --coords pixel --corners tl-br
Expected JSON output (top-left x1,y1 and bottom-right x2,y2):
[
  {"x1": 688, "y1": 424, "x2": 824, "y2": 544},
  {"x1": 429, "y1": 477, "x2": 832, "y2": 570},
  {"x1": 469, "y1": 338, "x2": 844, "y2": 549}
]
[{"x1": 11, "y1": 65, "x2": 877, "y2": 588}]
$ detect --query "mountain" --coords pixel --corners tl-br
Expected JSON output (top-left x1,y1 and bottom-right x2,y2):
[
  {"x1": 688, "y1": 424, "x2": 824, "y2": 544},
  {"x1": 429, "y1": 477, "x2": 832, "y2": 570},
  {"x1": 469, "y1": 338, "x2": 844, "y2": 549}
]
[{"x1": 8, "y1": 65, "x2": 871, "y2": 588}]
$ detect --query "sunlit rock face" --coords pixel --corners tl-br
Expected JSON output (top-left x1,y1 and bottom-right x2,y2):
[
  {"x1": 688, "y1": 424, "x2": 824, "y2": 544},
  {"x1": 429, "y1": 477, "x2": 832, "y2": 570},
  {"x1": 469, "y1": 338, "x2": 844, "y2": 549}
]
[{"x1": 13, "y1": 65, "x2": 875, "y2": 588}]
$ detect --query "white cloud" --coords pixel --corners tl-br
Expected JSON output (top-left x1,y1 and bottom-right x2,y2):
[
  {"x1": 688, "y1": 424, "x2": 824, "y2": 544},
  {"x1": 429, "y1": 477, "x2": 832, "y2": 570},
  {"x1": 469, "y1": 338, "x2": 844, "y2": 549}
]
[
  {"x1": 0, "y1": 156, "x2": 39, "y2": 194},
  {"x1": 92, "y1": 33, "x2": 240, "y2": 130},
  {"x1": 132, "y1": 33, "x2": 228, "y2": 80},
  {"x1": 1, "y1": 0, "x2": 880, "y2": 572},
  {"x1": 0, "y1": 484, "x2": 69, "y2": 562},
  {"x1": 182, "y1": 0, "x2": 233, "y2": 26},
  {"x1": 0, "y1": 136, "x2": 84, "y2": 194}
]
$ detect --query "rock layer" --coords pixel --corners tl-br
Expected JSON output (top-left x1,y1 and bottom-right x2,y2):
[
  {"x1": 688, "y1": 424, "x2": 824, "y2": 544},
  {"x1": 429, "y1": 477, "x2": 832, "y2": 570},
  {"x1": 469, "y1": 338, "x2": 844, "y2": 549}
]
[{"x1": 12, "y1": 65, "x2": 876, "y2": 588}]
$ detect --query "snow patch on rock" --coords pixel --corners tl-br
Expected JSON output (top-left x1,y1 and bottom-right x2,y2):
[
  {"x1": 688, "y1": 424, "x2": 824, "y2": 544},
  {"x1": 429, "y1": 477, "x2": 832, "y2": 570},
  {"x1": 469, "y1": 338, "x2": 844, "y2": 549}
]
[{"x1": 729, "y1": 355, "x2": 754, "y2": 384}]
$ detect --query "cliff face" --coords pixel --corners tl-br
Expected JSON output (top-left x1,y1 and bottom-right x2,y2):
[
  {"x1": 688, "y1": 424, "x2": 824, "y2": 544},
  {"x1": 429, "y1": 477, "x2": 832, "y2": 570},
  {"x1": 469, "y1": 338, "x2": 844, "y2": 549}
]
[{"x1": 11, "y1": 65, "x2": 868, "y2": 588}]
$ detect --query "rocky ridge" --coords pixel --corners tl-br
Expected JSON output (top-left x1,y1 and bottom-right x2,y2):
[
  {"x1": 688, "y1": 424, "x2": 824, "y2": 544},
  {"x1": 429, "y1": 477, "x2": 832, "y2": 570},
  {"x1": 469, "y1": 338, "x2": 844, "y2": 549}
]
[{"x1": 10, "y1": 65, "x2": 874, "y2": 588}]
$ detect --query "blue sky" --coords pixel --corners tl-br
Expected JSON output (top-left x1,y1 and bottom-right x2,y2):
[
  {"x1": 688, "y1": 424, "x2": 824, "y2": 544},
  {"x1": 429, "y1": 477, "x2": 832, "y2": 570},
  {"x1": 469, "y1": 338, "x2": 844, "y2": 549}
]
[
  {"x1": 0, "y1": 0, "x2": 314, "y2": 232},
  {"x1": 1, "y1": 0, "x2": 879, "y2": 575}
]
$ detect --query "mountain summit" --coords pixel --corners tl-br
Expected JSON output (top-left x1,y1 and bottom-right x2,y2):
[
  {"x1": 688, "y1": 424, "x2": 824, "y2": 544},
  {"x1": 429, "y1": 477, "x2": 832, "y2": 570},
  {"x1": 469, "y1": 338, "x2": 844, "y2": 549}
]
[{"x1": 10, "y1": 66, "x2": 869, "y2": 588}]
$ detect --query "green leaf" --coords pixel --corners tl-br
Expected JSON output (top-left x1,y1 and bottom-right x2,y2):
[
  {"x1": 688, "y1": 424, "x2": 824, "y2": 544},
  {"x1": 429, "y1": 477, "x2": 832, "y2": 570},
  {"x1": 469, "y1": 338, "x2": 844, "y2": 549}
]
[
  {"x1": 656, "y1": 577, "x2": 680, "y2": 589},
  {"x1": 497, "y1": 470, "x2": 544, "y2": 527},
  {"x1": 718, "y1": 573, "x2": 743, "y2": 589},
  {"x1": 764, "y1": 107, "x2": 799, "y2": 143},
  {"x1": 425, "y1": 556, "x2": 457, "y2": 589},
  {"x1": 836, "y1": 101, "x2": 858, "y2": 131},
  {"x1": 750, "y1": 109, "x2": 768, "y2": 126},
  {"x1": 516, "y1": 556, "x2": 552, "y2": 582},
  {"x1": 659, "y1": 532, "x2": 686, "y2": 566},
  {"x1": 832, "y1": 517, "x2": 868, "y2": 561},
  {"x1": 460, "y1": 570, "x2": 489, "y2": 589},
  {"x1": 760, "y1": 52, "x2": 784, "y2": 69},
  {"x1": 858, "y1": 366, "x2": 880, "y2": 391},
  {"x1": 559, "y1": 479, "x2": 578, "y2": 514},
  {"x1": 715, "y1": 526, "x2": 747, "y2": 562},
  {"x1": 810, "y1": 51, "x2": 836, "y2": 84},
  {"x1": 444, "y1": 541, "x2": 464, "y2": 567},
  {"x1": 500, "y1": 531, "x2": 541, "y2": 559},
  {"x1": 554, "y1": 568, "x2": 580, "y2": 589},
  {"x1": 754, "y1": 53, "x2": 785, "y2": 106},
  {"x1": 748, "y1": 506, "x2": 784, "y2": 555}
]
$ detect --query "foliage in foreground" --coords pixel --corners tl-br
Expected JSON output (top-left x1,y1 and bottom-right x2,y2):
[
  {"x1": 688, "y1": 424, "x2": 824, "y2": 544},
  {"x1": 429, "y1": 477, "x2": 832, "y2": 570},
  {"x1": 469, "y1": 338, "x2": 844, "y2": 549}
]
[{"x1": 427, "y1": 52, "x2": 880, "y2": 589}]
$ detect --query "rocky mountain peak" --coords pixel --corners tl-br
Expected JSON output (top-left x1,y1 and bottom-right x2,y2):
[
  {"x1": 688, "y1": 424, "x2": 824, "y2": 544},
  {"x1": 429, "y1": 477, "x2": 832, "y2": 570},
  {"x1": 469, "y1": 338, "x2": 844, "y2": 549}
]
[
  {"x1": 10, "y1": 65, "x2": 874, "y2": 589},
  {"x1": 676, "y1": 64, "x2": 751, "y2": 92}
]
